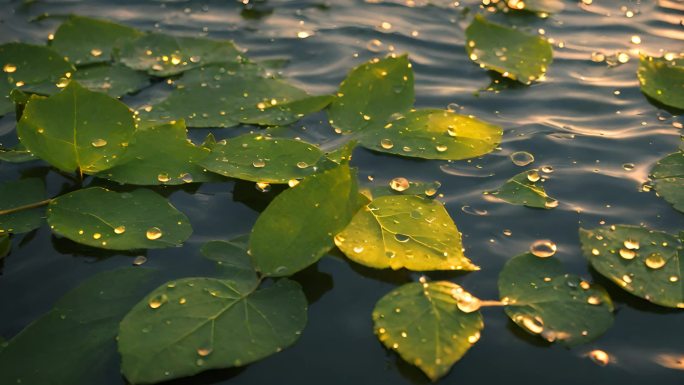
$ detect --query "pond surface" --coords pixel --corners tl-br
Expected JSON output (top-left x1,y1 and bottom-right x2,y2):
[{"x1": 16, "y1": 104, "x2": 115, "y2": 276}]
[{"x1": 1, "y1": 0, "x2": 683, "y2": 384}]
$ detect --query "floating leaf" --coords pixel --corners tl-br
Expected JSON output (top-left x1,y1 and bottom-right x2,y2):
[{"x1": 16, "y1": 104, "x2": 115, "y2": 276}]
[
  {"x1": 118, "y1": 278, "x2": 307, "y2": 384},
  {"x1": 579, "y1": 225, "x2": 683, "y2": 308},
  {"x1": 0, "y1": 43, "x2": 74, "y2": 87},
  {"x1": 359, "y1": 109, "x2": 502, "y2": 160},
  {"x1": 199, "y1": 133, "x2": 328, "y2": 183},
  {"x1": 96, "y1": 120, "x2": 218, "y2": 185},
  {"x1": 372, "y1": 281, "x2": 484, "y2": 381},
  {"x1": 47, "y1": 187, "x2": 192, "y2": 250},
  {"x1": 336, "y1": 195, "x2": 478, "y2": 271},
  {"x1": 650, "y1": 150, "x2": 684, "y2": 212},
  {"x1": 250, "y1": 163, "x2": 362, "y2": 276},
  {"x1": 328, "y1": 54, "x2": 414, "y2": 134},
  {"x1": 51, "y1": 15, "x2": 142, "y2": 65},
  {"x1": 0, "y1": 80, "x2": 11, "y2": 116},
  {"x1": 637, "y1": 55, "x2": 684, "y2": 110},
  {"x1": 117, "y1": 33, "x2": 243, "y2": 76},
  {"x1": 201, "y1": 236, "x2": 259, "y2": 291},
  {"x1": 486, "y1": 169, "x2": 557, "y2": 209},
  {"x1": 0, "y1": 234, "x2": 9, "y2": 259},
  {"x1": 0, "y1": 268, "x2": 159, "y2": 385},
  {"x1": 370, "y1": 179, "x2": 441, "y2": 198},
  {"x1": 142, "y1": 64, "x2": 331, "y2": 128},
  {"x1": 0, "y1": 178, "x2": 46, "y2": 234},
  {"x1": 0, "y1": 144, "x2": 36, "y2": 163},
  {"x1": 17, "y1": 81, "x2": 136, "y2": 174},
  {"x1": 499, "y1": 253, "x2": 614, "y2": 346},
  {"x1": 465, "y1": 15, "x2": 552, "y2": 84}
]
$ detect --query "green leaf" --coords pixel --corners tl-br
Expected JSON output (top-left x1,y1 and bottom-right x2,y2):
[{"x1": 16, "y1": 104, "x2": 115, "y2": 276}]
[
  {"x1": 372, "y1": 281, "x2": 484, "y2": 381},
  {"x1": 499, "y1": 253, "x2": 614, "y2": 346},
  {"x1": 579, "y1": 225, "x2": 683, "y2": 308},
  {"x1": 650, "y1": 150, "x2": 684, "y2": 213},
  {"x1": 486, "y1": 169, "x2": 557, "y2": 209},
  {"x1": 336, "y1": 195, "x2": 478, "y2": 271},
  {"x1": 201, "y1": 236, "x2": 259, "y2": 291},
  {"x1": 199, "y1": 133, "x2": 327, "y2": 183},
  {"x1": 47, "y1": 187, "x2": 192, "y2": 250},
  {"x1": 118, "y1": 278, "x2": 307, "y2": 384},
  {"x1": 0, "y1": 144, "x2": 37, "y2": 163},
  {"x1": 117, "y1": 33, "x2": 243, "y2": 76},
  {"x1": 637, "y1": 55, "x2": 684, "y2": 110},
  {"x1": 51, "y1": 15, "x2": 143, "y2": 65},
  {"x1": 0, "y1": 80, "x2": 12, "y2": 116},
  {"x1": 0, "y1": 267, "x2": 159, "y2": 385},
  {"x1": 358, "y1": 109, "x2": 502, "y2": 160},
  {"x1": 0, "y1": 234, "x2": 10, "y2": 259},
  {"x1": 505, "y1": 0, "x2": 564, "y2": 13},
  {"x1": 0, "y1": 178, "x2": 46, "y2": 234},
  {"x1": 0, "y1": 43, "x2": 74, "y2": 86},
  {"x1": 142, "y1": 64, "x2": 331, "y2": 128},
  {"x1": 250, "y1": 163, "x2": 361, "y2": 276},
  {"x1": 370, "y1": 179, "x2": 441, "y2": 199},
  {"x1": 465, "y1": 15, "x2": 552, "y2": 84},
  {"x1": 17, "y1": 81, "x2": 136, "y2": 174},
  {"x1": 328, "y1": 54, "x2": 414, "y2": 134},
  {"x1": 95, "y1": 120, "x2": 218, "y2": 185}
]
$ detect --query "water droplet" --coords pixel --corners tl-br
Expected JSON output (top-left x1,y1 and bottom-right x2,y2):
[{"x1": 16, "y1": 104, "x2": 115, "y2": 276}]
[
  {"x1": 467, "y1": 332, "x2": 480, "y2": 344},
  {"x1": 619, "y1": 248, "x2": 636, "y2": 260},
  {"x1": 181, "y1": 173, "x2": 194, "y2": 183},
  {"x1": 527, "y1": 170, "x2": 540, "y2": 182},
  {"x1": 587, "y1": 296, "x2": 602, "y2": 305},
  {"x1": 91, "y1": 138, "x2": 107, "y2": 148},
  {"x1": 541, "y1": 165, "x2": 554, "y2": 173},
  {"x1": 591, "y1": 248, "x2": 600, "y2": 256},
  {"x1": 92, "y1": 233, "x2": 102, "y2": 240},
  {"x1": 3, "y1": 63, "x2": 17, "y2": 73},
  {"x1": 157, "y1": 173, "x2": 170, "y2": 183},
  {"x1": 353, "y1": 245, "x2": 364, "y2": 253},
  {"x1": 132, "y1": 255, "x2": 147, "y2": 266},
  {"x1": 623, "y1": 239, "x2": 639, "y2": 250},
  {"x1": 587, "y1": 349, "x2": 611, "y2": 366},
  {"x1": 435, "y1": 144, "x2": 448, "y2": 152},
  {"x1": 380, "y1": 138, "x2": 394, "y2": 149},
  {"x1": 530, "y1": 240, "x2": 557, "y2": 258},
  {"x1": 90, "y1": 48, "x2": 103, "y2": 57},
  {"x1": 669, "y1": 276, "x2": 679, "y2": 283},
  {"x1": 197, "y1": 347, "x2": 213, "y2": 356},
  {"x1": 255, "y1": 182, "x2": 271, "y2": 192},
  {"x1": 146, "y1": 227, "x2": 163, "y2": 240},
  {"x1": 148, "y1": 294, "x2": 168, "y2": 309},
  {"x1": 510, "y1": 151, "x2": 534, "y2": 166},
  {"x1": 389, "y1": 177, "x2": 410, "y2": 192},
  {"x1": 622, "y1": 163, "x2": 635, "y2": 171},
  {"x1": 170, "y1": 54, "x2": 182, "y2": 65},
  {"x1": 644, "y1": 253, "x2": 666, "y2": 269},
  {"x1": 296, "y1": 161, "x2": 309, "y2": 169},
  {"x1": 253, "y1": 160, "x2": 266, "y2": 168},
  {"x1": 394, "y1": 233, "x2": 410, "y2": 243},
  {"x1": 622, "y1": 274, "x2": 632, "y2": 284},
  {"x1": 114, "y1": 226, "x2": 126, "y2": 234},
  {"x1": 517, "y1": 314, "x2": 544, "y2": 334}
]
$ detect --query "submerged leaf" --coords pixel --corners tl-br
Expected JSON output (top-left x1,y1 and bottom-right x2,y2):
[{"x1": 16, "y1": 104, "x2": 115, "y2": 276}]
[
  {"x1": 579, "y1": 225, "x2": 683, "y2": 308},
  {"x1": 336, "y1": 195, "x2": 478, "y2": 271},
  {"x1": 499, "y1": 253, "x2": 614, "y2": 346},
  {"x1": 47, "y1": 187, "x2": 192, "y2": 250},
  {"x1": 465, "y1": 15, "x2": 552, "y2": 84},
  {"x1": 637, "y1": 55, "x2": 684, "y2": 110},
  {"x1": 201, "y1": 235, "x2": 259, "y2": 291},
  {"x1": 372, "y1": 281, "x2": 484, "y2": 381},
  {"x1": 650, "y1": 150, "x2": 684, "y2": 213},
  {"x1": 118, "y1": 278, "x2": 307, "y2": 384},
  {"x1": 359, "y1": 109, "x2": 502, "y2": 160},
  {"x1": 0, "y1": 178, "x2": 46, "y2": 234},
  {"x1": 17, "y1": 81, "x2": 136, "y2": 174},
  {"x1": 486, "y1": 169, "x2": 557, "y2": 209}
]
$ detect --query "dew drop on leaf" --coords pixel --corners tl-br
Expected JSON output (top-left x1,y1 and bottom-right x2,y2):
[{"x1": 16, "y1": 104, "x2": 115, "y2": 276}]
[
  {"x1": 146, "y1": 227, "x2": 163, "y2": 240},
  {"x1": 148, "y1": 294, "x2": 168, "y2": 309},
  {"x1": 389, "y1": 177, "x2": 409, "y2": 192},
  {"x1": 530, "y1": 240, "x2": 557, "y2": 258},
  {"x1": 644, "y1": 253, "x2": 666, "y2": 269}
]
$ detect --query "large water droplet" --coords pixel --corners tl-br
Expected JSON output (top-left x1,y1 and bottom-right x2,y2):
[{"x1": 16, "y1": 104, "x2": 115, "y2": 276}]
[
  {"x1": 510, "y1": 151, "x2": 534, "y2": 166},
  {"x1": 3, "y1": 63, "x2": 17, "y2": 73},
  {"x1": 530, "y1": 240, "x2": 557, "y2": 258},
  {"x1": 380, "y1": 138, "x2": 394, "y2": 149},
  {"x1": 587, "y1": 349, "x2": 611, "y2": 366},
  {"x1": 252, "y1": 160, "x2": 266, "y2": 168},
  {"x1": 148, "y1": 294, "x2": 168, "y2": 309},
  {"x1": 91, "y1": 138, "x2": 107, "y2": 148},
  {"x1": 389, "y1": 177, "x2": 410, "y2": 192},
  {"x1": 146, "y1": 227, "x2": 163, "y2": 240},
  {"x1": 644, "y1": 253, "x2": 666, "y2": 269},
  {"x1": 619, "y1": 248, "x2": 636, "y2": 260},
  {"x1": 623, "y1": 239, "x2": 639, "y2": 250}
]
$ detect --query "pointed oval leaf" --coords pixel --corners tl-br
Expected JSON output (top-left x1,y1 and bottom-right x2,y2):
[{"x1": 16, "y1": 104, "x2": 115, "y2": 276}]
[
  {"x1": 336, "y1": 195, "x2": 478, "y2": 271},
  {"x1": 118, "y1": 278, "x2": 307, "y2": 384},
  {"x1": 328, "y1": 55, "x2": 414, "y2": 134},
  {"x1": 637, "y1": 55, "x2": 684, "y2": 110},
  {"x1": 201, "y1": 236, "x2": 259, "y2": 291},
  {"x1": 499, "y1": 253, "x2": 614, "y2": 346},
  {"x1": 486, "y1": 169, "x2": 557, "y2": 209},
  {"x1": 359, "y1": 109, "x2": 502, "y2": 160},
  {"x1": 373, "y1": 281, "x2": 484, "y2": 381},
  {"x1": 250, "y1": 163, "x2": 362, "y2": 276},
  {"x1": 17, "y1": 81, "x2": 136, "y2": 174},
  {"x1": 47, "y1": 187, "x2": 192, "y2": 250},
  {"x1": 650, "y1": 150, "x2": 684, "y2": 213},
  {"x1": 0, "y1": 43, "x2": 74, "y2": 86},
  {"x1": 579, "y1": 225, "x2": 683, "y2": 308},
  {"x1": 0, "y1": 178, "x2": 46, "y2": 234},
  {"x1": 465, "y1": 15, "x2": 552, "y2": 84}
]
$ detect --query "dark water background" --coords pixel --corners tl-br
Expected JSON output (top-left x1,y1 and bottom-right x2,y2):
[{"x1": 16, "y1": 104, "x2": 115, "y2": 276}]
[{"x1": 1, "y1": 0, "x2": 683, "y2": 384}]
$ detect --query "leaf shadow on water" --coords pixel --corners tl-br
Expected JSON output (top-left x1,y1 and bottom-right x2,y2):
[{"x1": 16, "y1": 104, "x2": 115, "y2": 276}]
[
  {"x1": 393, "y1": 353, "x2": 433, "y2": 385},
  {"x1": 87, "y1": 178, "x2": 203, "y2": 198},
  {"x1": 232, "y1": 180, "x2": 287, "y2": 213},
  {"x1": 50, "y1": 234, "x2": 145, "y2": 259},
  {"x1": 290, "y1": 263, "x2": 335, "y2": 305},
  {"x1": 641, "y1": 94, "x2": 684, "y2": 116},
  {"x1": 16, "y1": 228, "x2": 38, "y2": 247},
  {"x1": 134, "y1": 366, "x2": 246, "y2": 385},
  {"x1": 333, "y1": 250, "x2": 413, "y2": 286},
  {"x1": 480, "y1": 71, "x2": 528, "y2": 94}
]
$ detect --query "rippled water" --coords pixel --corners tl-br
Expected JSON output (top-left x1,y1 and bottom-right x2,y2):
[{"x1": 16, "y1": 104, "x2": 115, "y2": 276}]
[{"x1": 1, "y1": 1, "x2": 683, "y2": 384}]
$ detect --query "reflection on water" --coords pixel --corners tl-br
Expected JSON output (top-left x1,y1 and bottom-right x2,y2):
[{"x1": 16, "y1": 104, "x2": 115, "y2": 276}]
[{"x1": 0, "y1": 0, "x2": 683, "y2": 384}]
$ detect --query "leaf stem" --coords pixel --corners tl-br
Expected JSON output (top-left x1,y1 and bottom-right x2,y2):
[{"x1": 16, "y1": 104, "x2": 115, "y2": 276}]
[{"x1": 0, "y1": 199, "x2": 52, "y2": 215}]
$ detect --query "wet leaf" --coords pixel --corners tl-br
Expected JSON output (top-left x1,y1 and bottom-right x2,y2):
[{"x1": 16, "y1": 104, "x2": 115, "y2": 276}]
[
  {"x1": 637, "y1": 55, "x2": 684, "y2": 110},
  {"x1": 0, "y1": 178, "x2": 46, "y2": 234},
  {"x1": 118, "y1": 278, "x2": 306, "y2": 384},
  {"x1": 0, "y1": 43, "x2": 74, "y2": 87},
  {"x1": 47, "y1": 187, "x2": 192, "y2": 250},
  {"x1": 17, "y1": 81, "x2": 136, "y2": 174},
  {"x1": 328, "y1": 54, "x2": 414, "y2": 134},
  {"x1": 0, "y1": 80, "x2": 11, "y2": 116},
  {"x1": 650, "y1": 150, "x2": 684, "y2": 213},
  {"x1": 372, "y1": 281, "x2": 484, "y2": 381},
  {"x1": 370, "y1": 179, "x2": 441, "y2": 199},
  {"x1": 486, "y1": 169, "x2": 557, "y2": 209},
  {"x1": 0, "y1": 144, "x2": 37, "y2": 163},
  {"x1": 499, "y1": 253, "x2": 614, "y2": 346},
  {"x1": 95, "y1": 120, "x2": 218, "y2": 185},
  {"x1": 201, "y1": 235, "x2": 259, "y2": 291},
  {"x1": 51, "y1": 15, "x2": 143, "y2": 65},
  {"x1": 465, "y1": 15, "x2": 552, "y2": 84},
  {"x1": 117, "y1": 33, "x2": 243, "y2": 76},
  {"x1": 199, "y1": 133, "x2": 327, "y2": 183},
  {"x1": 359, "y1": 109, "x2": 502, "y2": 160},
  {"x1": 336, "y1": 195, "x2": 478, "y2": 271},
  {"x1": 250, "y1": 163, "x2": 362, "y2": 276},
  {"x1": 0, "y1": 267, "x2": 159, "y2": 385},
  {"x1": 0, "y1": 234, "x2": 9, "y2": 259},
  {"x1": 579, "y1": 225, "x2": 683, "y2": 308}
]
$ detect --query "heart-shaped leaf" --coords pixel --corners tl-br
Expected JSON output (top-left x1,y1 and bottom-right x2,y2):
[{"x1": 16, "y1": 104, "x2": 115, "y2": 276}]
[
  {"x1": 17, "y1": 81, "x2": 136, "y2": 174},
  {"x1": 336, "y1": 195, "x2": 478, "y2": 271},
  {"x1": 328, "y1": 54, "x2": 414, "y2": 134},
  {"x1": 486, "y1": 169, "x2": 558, "y2": 209},
  {"x1": 358, "y1": 109, "x2": 502, "y2": 160},
  {"x1": 650, "y1": 150, "x2": 684, "y2": 213},
  {"x1": 118, "y1": 278, "x2": 307, "y2": 384},
  {"x1": 0, "y1": 178, "x2": 46, "y2": 234},
  {"x1": 579, "y1": 225, "x2": 683, "y2": 308},
  {"x1": 201, "y1": 235, "x2": 259, "y2": 291},
  {"x1": 637, "y1": 55, "x2": 684, "y2": 110},
  {"x1": 465, "y1": 15, "x2": 552, "y2": 84},
  {"x1": 372, "y1": 280, "x2": 484, "y2": 381},
  {"x1": 499, "y1": 252, "x2": 614, "y2": 346},
  {"x1": 47, "y1": 187, "x2": 192, "y2": 250}
]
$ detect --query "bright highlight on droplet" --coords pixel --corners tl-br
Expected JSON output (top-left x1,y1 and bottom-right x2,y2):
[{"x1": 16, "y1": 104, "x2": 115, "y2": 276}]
[
  {"x1": 530, "y1": 239, "x2": 557, "y2": 258},
  {"x1": 146, "y1": 227, "x2": 163, "y2": 240}
]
